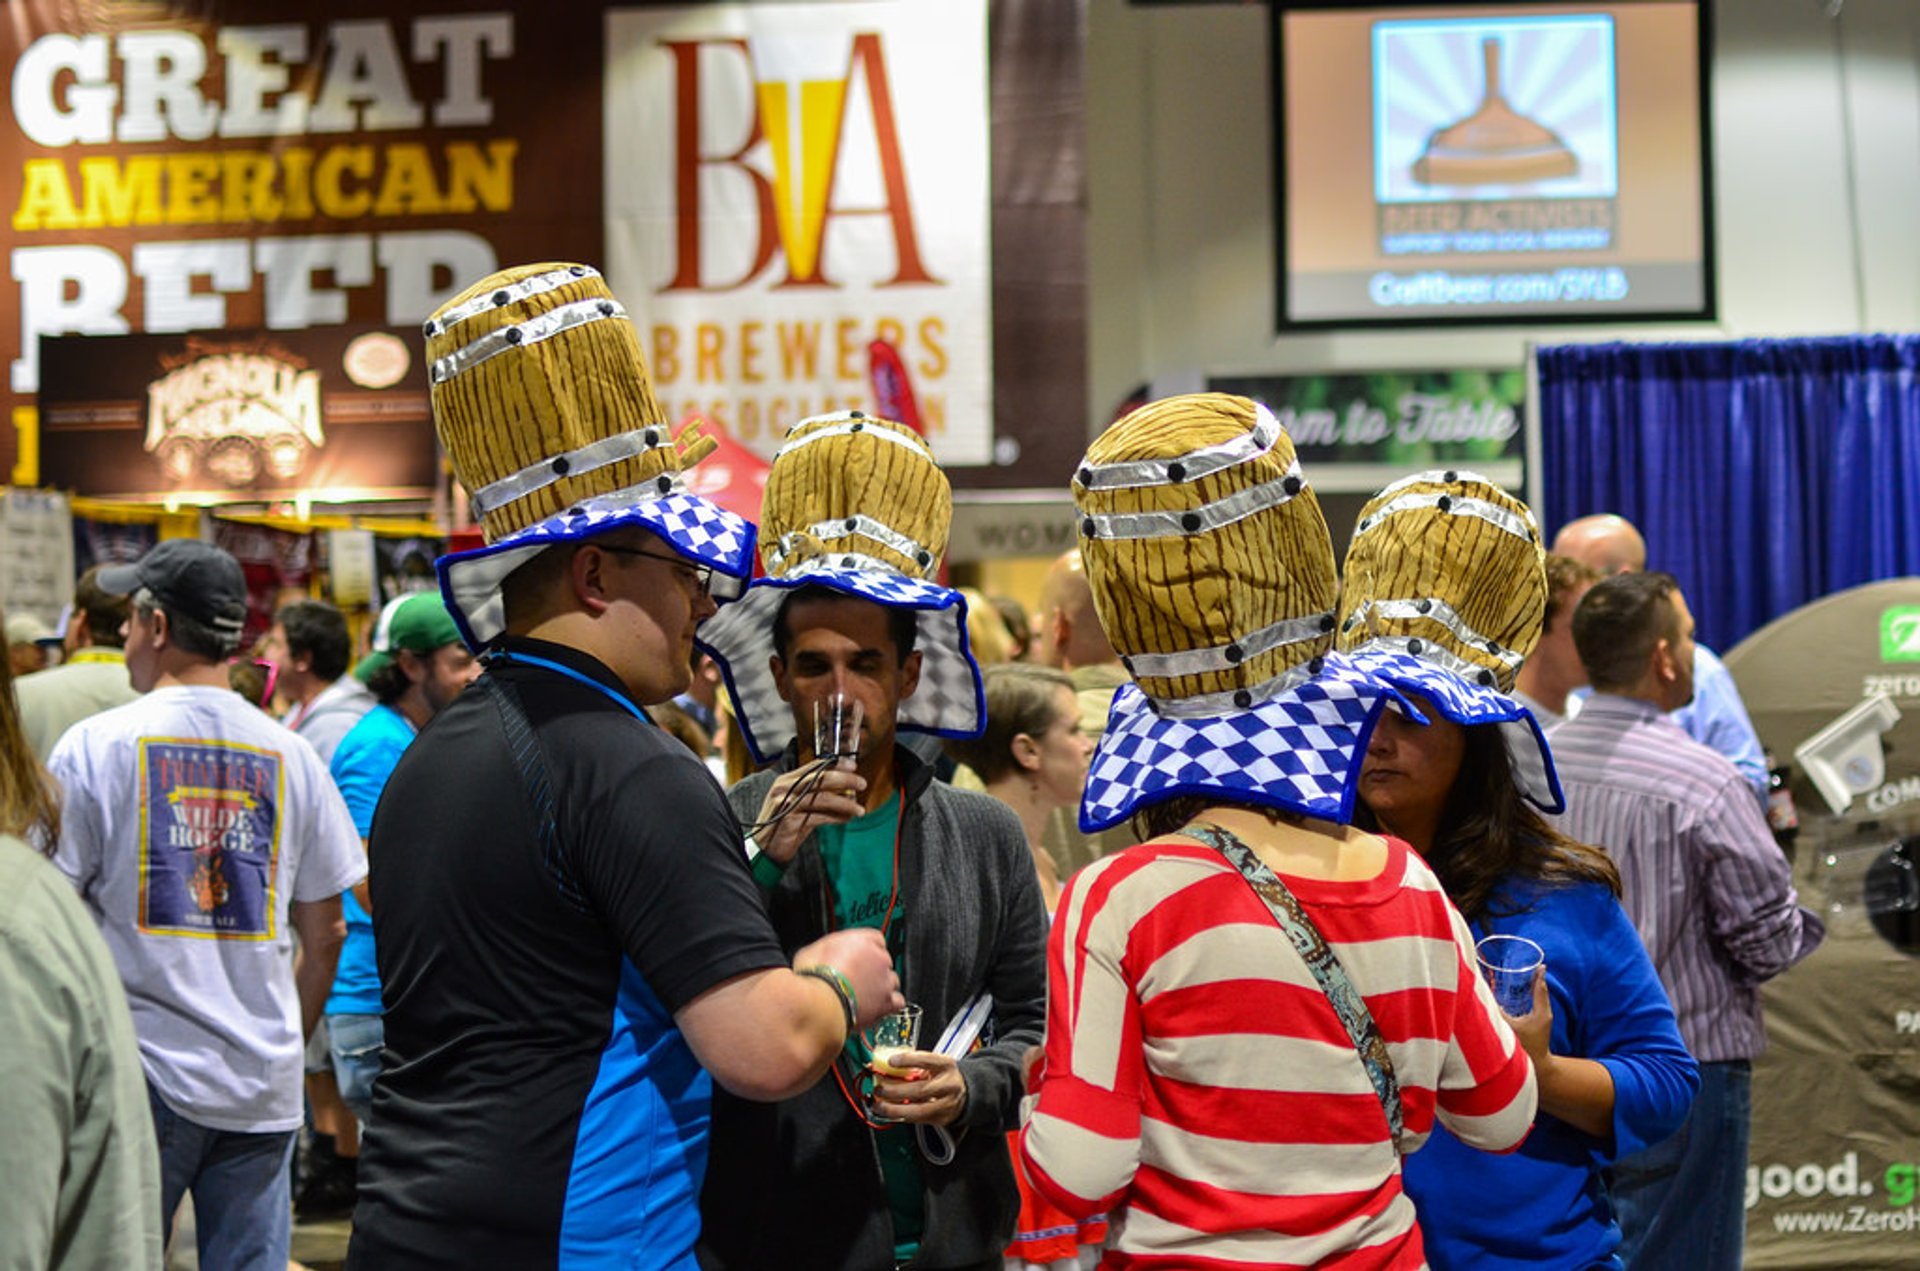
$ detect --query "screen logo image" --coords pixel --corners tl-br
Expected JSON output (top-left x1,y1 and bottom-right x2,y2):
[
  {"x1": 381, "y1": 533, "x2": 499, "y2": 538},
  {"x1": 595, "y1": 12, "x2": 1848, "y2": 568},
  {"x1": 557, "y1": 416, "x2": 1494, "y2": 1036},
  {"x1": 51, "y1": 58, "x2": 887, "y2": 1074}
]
[
  {"x1": 1374, "y1": 16, "x2": 1617, "y2": 257},
  {"x1": 139, "y1": 741, "x2": 282, "y2": 939}
]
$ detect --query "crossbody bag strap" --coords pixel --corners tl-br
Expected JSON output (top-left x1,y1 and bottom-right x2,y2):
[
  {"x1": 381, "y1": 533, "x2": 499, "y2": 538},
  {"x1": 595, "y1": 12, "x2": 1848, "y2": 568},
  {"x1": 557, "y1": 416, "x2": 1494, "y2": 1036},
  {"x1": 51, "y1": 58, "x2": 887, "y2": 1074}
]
[{"x1": 1182, "y1": 821, "x2": 1406, "y2": 1154}]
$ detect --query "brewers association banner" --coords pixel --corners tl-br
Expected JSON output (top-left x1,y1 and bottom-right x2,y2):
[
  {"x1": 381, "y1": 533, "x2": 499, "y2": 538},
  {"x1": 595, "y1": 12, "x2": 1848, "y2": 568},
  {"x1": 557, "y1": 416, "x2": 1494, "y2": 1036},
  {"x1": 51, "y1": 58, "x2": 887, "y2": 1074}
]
[{"x1": 604, "y1": 2, "x2": 992, "y2": 465}]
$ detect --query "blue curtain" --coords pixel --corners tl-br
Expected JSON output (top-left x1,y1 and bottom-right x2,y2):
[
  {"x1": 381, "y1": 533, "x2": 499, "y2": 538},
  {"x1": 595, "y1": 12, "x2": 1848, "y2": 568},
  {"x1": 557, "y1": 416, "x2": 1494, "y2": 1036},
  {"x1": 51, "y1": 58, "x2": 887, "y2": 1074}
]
[{"x1": 1536, "y1": 336, "x2": 1920, "y2": 653}]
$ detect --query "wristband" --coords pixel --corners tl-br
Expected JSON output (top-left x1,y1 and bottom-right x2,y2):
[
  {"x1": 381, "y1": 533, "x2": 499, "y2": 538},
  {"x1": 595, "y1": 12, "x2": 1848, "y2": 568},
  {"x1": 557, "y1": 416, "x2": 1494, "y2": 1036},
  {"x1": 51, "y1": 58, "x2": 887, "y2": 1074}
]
[{"x1": 796, "y1": 964, "x2": 859, "y2": 1037}]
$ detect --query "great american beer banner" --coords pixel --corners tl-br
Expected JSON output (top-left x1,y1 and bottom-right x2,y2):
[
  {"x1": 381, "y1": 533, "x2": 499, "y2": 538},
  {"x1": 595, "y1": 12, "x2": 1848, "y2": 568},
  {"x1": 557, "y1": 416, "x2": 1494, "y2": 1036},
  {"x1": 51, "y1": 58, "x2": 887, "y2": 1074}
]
[
  {"x1": 604, "y1": 3, "x2": 993, "y2": 463},
  {"x1": 0, "y1": 1, "x2": 996, "y2": 487}
]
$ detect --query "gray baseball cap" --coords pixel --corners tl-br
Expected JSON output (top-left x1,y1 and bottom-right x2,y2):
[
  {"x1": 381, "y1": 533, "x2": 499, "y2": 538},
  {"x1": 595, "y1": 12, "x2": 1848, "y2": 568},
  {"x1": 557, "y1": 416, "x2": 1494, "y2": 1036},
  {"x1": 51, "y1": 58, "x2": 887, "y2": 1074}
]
[{"x1": 96, "y1": 540, "x2": 248, "y2": 636}]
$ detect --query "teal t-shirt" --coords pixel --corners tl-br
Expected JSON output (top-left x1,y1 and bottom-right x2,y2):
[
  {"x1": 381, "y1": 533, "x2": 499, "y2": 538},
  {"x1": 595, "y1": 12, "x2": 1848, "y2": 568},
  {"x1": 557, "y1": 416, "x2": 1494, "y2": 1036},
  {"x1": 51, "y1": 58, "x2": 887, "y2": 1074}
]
[{"x1": 809, "y1": 793, "x2": 924, "y2": 1261}]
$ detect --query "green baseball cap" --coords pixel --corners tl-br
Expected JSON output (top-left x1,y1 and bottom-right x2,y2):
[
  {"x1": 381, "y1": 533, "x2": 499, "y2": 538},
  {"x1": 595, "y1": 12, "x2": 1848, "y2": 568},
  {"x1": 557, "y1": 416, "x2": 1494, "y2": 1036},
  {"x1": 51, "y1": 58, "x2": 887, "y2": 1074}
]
[{"x1": 353, "y1": 592, "x2": 464, "y2": 682}]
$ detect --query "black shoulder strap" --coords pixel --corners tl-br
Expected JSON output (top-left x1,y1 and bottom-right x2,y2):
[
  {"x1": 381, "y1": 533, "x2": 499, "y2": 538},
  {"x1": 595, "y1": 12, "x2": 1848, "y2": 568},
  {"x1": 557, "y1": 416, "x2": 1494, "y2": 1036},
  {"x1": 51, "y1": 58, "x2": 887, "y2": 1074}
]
[{"x1": 483, "y1": 675, "x2": 593, "y2": 917}]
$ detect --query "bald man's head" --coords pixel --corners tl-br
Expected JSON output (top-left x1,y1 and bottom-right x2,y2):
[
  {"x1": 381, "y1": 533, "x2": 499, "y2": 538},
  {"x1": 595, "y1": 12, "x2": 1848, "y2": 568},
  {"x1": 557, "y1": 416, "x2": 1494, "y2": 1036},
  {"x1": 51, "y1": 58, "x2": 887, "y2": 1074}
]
[
  {"x1": 1552, "y1": 514, "x2": 1647, "y2": 576},
  {"x1": 1035, "y1": 549, "x2": 1116, "y2": 670}
]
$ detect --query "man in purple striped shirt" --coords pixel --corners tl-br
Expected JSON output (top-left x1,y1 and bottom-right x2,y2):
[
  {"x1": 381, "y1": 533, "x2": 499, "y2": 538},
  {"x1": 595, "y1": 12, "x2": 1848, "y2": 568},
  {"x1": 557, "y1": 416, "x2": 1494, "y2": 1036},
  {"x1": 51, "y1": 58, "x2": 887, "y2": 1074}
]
[{"x1": 1551, "y1": 571, "x2": 1824, "y2": 1271}]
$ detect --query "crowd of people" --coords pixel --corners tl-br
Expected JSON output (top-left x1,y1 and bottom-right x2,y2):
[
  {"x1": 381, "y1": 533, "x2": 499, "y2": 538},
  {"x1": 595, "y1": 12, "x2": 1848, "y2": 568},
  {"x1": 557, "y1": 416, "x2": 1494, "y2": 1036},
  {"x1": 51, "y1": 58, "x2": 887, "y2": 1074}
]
[{"x1": 0, "y1": 262, "x2": 1824, "y2": 1271}]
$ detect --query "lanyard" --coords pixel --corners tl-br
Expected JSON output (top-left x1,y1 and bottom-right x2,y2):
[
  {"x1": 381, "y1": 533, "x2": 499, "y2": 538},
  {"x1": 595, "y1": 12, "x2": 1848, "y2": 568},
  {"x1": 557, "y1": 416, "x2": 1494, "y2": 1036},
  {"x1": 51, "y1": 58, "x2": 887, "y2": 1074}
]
[{"x1": 485, "y1": 650, "x2": 651, "y2": 725}]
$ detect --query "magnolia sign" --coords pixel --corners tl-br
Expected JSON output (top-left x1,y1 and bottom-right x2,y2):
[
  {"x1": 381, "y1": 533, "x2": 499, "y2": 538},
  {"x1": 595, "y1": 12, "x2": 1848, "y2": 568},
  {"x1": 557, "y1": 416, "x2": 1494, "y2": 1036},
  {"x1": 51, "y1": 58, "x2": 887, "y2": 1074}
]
[{"x1": 604, "y1": 2, "x2": 992, "y2": 463}]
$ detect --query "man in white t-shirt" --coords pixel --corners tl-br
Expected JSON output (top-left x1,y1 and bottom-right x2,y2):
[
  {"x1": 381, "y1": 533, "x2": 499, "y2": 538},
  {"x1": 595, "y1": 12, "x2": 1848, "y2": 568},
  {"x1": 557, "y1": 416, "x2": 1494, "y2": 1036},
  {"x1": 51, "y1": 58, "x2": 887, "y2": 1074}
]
[{"x1": 48, "y1": 540, "x2": 365, "y2": 1271}]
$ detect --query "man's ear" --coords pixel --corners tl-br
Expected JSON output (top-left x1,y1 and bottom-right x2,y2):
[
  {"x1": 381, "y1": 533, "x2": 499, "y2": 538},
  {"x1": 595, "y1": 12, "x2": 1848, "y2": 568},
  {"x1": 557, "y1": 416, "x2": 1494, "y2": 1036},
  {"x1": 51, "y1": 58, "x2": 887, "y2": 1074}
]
[
  {"x1": 570, "y1": 545, "x2": 615, "y2": 616},
  {"x1": 899, "y1": 648, "x2": 923, "y2": 702},
  {"x1": 1652, "y1": 637, "x2": 1677, "y2": 685},
  {"x1": 397, "y1": 648, "x2": 430, "y2": 687},
  {"x1": 769, "y1": 653, "x2": 791, "y2": 704},
  {"x1": 149, "y1": 608, "x2": 172, "y2": 651}
]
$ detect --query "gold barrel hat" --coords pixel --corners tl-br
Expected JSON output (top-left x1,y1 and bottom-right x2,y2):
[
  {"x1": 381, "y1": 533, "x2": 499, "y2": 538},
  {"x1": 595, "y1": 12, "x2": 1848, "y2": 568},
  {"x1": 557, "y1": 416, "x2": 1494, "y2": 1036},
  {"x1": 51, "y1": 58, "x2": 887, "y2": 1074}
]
[
  {"x1": 1071, "y1": 392, "x2": 1410, "y2": 833},
  {"x1": 1336, "y1": 469, "x2": 1564, "y2": 812},
  {"x1": 696, "y1": 410, "x2": 985, "y2": 763},
  {"x1": 424, "y1": 263, "x2": 756, "y2": 647}
]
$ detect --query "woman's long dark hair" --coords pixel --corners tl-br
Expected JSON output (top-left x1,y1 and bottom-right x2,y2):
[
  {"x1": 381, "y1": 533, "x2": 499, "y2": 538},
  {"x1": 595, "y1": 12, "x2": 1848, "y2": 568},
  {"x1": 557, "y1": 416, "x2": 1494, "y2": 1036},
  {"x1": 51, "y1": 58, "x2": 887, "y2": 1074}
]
[
  {"x1": 1358, "y1": 720, "x2": 1619, "y2": 925},
  {"x1": 0, "y1": 639, "x2": 61, "y2": 852}
]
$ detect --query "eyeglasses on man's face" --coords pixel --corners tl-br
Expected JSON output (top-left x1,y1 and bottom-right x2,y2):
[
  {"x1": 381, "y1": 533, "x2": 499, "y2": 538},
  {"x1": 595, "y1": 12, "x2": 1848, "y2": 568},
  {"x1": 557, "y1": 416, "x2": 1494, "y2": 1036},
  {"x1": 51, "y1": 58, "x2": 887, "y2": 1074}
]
[{"x1": 593, "y1": 544, "x2": 715, "y2": 597}]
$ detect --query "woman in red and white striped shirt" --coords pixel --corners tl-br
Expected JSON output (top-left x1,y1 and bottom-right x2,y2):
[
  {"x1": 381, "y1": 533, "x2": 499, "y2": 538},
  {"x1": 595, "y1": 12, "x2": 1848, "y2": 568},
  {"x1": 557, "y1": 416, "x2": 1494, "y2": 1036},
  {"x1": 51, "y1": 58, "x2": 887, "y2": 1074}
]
[{"x1": 1018, "y1": 394, "x2": 1537, "y2": 1269}]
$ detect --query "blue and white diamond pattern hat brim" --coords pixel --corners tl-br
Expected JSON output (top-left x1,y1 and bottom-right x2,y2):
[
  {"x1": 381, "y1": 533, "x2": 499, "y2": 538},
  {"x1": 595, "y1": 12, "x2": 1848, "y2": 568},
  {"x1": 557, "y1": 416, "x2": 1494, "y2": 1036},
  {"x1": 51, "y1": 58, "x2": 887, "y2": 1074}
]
[
  {"x1": 437, "y1": 490, "x2": 756, "y2": 651},
  {"x1": 1345, "y1": 645, "x2": 1565, "y2": 814},
  {"x1": 695, "y1": 564, "x2": 986, "y2": 766},
  {"x1": 1078, "y1": 651, "x2": 1421, "y2": 834}
]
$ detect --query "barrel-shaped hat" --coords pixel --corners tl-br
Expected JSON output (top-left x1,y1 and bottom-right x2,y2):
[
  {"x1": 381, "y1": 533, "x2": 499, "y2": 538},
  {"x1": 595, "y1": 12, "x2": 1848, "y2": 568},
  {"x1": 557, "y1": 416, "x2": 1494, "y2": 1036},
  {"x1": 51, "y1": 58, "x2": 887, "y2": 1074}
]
[
  {"x1": 1336, "y1": 469, "x2": 1563, "y2": 812},
  {"x1": 697, "y1": 410, "x2": 983, "y2": 764},
  {"x1": 1070, "y1": 393, "x2": 1410, "y2": 833},
  {"x1": 423, "y1": 263, "x2": 756, "y2": 648}
]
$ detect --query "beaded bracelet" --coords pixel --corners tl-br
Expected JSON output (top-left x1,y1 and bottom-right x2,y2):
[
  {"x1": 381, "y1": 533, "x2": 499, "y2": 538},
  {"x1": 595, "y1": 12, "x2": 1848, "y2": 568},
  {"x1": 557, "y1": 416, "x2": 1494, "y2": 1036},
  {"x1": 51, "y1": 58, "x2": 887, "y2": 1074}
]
[{"x1": 796, "y1": 964, "x2": 859, "y2": 1037}]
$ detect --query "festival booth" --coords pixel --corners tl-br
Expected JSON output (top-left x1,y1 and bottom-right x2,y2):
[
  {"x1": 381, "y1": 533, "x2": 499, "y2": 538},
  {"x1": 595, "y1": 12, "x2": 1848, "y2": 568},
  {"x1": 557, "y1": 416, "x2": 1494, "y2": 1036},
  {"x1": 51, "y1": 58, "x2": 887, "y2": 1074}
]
[{"x1": 1724, "y1": 581, "x2": 1920, "y2": 1266}]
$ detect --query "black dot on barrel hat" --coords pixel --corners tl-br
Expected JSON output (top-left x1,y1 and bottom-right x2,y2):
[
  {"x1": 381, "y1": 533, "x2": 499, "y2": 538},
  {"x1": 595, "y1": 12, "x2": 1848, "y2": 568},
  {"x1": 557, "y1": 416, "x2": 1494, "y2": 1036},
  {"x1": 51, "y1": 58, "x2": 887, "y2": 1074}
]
[
  {"x1": 569, "y1": 265, "x2": 587, "y2": 276},
  {"x1": 1408, "y1": 638, "x2": 1425, "y2": 655},
  {"x1": 1081, "y1": 517, "x2": 1097, "y2": 538},
  {"x1": 1416, "y1": 599, "x2": 1432, "y2": 614},
  {"x1": 1233, "y1": 689, "x2": 1253, "y2": 709},
  {"x1": 850, "y1": 422, "x2": 865, "y2": 433},
  {"x1": 1120, "y1": 655, "x2": 1135, "y2": 674},
  {"x1": 1487, "y1": 639, "x2": 1502, "y2": 654},
  {"x1": 1320, "y1": 614, "x2": 1336, "y2": 632},
  {"x1": 492, "y1": 289, "x2": 511, "y2": 306},
  {"x1": 842, "y1": 556, "x2": 857, "y2": 568},
  {"x1": 644, "y1": 429, "x2": 659, "y2": 447},
  {"x1": 1181, "y1": 512, "x2": 1202, "y2": 532},
  {"x1": 421, "y1": 319, "x2": 437, "y2": 337},
  {"x1": 1437, "y1": 495, "x2": 1453, "y2": 512},
  {"x1": 1309, "y1": 656, "x2": 1325, "y2": 675},
  {"x1": 1283, "y1": 475, "x2": 1302, "y2": 496},
  {"x1": 505, "y1": 327, "x2": 523, "y2": 345},
  {"x1": 655, "y1": 475, "x2": 672, "y2": 494},
  {"x1": 598, "y1": 301, "x2": 614, "y2": 317},
  {"x1": 916, "y1": 551, "x2": 932, "y2": 568},
  {"x1": 849, "y1": 409, "x2": 864, "y2": 419},
  {"x1": 1167, "y1": 462, "x2": 1186, "y2": 482},
  {"x1": 844, "y1": 517, "x2": 859, "y2": 531},
  {"x1": 551, "y1": 456, "x2": 570, "y2": 476},
  {"x1": 1225, "y1": 644, "x2": 1244, "y2": 665},
  {"x1": 1477, "y1": 670, "x2": 1495, "y2": 686},
  {"x1": 1444, "y1": 470, "x2": 1457, "y2": 482},
  {"x1": 1076, "y1": 467, "x2": 1092, "y2": 487}
]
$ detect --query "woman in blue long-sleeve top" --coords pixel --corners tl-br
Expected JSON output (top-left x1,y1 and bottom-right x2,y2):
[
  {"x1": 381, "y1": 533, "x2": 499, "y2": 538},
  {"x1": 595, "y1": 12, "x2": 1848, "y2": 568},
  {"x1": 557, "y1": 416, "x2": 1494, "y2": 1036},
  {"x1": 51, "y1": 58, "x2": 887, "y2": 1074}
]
[{"x1": 1360, "y1": 703, "x2": 1701, "y2": 1270}]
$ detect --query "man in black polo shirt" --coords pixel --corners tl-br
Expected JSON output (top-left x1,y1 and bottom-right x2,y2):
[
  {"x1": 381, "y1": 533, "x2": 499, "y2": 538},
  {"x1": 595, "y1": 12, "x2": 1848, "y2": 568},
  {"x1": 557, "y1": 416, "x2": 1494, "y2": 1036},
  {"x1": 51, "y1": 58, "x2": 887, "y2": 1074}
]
[{"x1": 347, "y1": 264, "x2": 899, "y2": 1270}]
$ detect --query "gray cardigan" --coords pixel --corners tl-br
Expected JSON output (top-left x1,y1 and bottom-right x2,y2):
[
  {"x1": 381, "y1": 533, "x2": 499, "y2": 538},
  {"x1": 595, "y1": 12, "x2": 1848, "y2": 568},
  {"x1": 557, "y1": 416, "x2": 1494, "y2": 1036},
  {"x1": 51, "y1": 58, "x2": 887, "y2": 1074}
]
[{"x1": 698, "y1": 745, "x2": 1049, "y2": 1271}]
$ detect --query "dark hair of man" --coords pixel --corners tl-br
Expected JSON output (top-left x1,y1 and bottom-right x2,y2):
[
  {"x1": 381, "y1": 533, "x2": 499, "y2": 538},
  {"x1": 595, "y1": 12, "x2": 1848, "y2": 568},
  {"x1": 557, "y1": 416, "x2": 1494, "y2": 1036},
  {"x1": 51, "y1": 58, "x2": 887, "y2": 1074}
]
[
  {"x1": 75, "y1": 566, "x2": 132, "y2": 648},
  {"x1": 1572, "y1": 570, "x2": 1681, "y2": 693},
  {"x1": 135, "y1": 590, "x2": 240, "y2": 661},
  {"x1": 945, "y1": 663, "x2": 1074, "y2": 783},
  {"x1": 1541, "y1": 554, "x2": 1602, "y2": 634},
  {"x1": 0, "y1": 636, "x2": 61, "y2": 851},
  {"x1": 772, "y1": 583, "x2": 918, "y2": 664},
  {"x1": 274, "y1": 599, "x2": 351, "y2": 681},
  {"x1": 365, "y1": 656, "x2": 413, "y2": 707},
  {"x1": 1354, "y1": 722, "x2": 1622, "y2": 925}
]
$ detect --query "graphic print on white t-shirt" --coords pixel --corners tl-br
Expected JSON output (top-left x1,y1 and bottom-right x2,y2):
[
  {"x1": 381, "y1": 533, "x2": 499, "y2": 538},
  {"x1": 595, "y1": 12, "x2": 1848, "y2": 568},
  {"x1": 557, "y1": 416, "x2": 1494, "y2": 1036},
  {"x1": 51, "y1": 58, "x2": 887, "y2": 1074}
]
[{"x1": 138, "y1": 738, "x2": 282, "y2": 939}]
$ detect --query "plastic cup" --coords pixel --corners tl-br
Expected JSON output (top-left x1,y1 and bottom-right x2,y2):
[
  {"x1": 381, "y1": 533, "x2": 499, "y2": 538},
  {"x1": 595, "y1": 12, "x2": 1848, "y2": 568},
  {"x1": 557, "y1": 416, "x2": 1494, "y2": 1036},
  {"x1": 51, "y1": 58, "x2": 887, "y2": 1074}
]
[
  {"x1": 812, "y1": 692, "x2": 864, "y2": 763},
  {"x1": 864, "y1": 1004, "x2": 924, "y2": 1121},
  {"x1": 1476, "y1": 934, "x2": 1544, "y2": 1016}
]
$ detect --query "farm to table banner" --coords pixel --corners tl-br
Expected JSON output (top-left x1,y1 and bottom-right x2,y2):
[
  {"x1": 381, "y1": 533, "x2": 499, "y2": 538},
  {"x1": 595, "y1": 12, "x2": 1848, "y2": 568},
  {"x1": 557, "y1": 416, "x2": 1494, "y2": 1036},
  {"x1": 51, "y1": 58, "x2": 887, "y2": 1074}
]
[{"x1": 604, "y1": 2, "x2": 993, "y2": 464}]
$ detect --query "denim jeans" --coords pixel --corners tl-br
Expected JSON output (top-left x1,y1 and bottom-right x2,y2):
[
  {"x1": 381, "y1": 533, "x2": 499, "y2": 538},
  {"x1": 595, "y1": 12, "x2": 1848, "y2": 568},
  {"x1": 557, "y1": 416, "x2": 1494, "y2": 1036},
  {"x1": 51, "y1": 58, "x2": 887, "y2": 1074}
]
[
  {"x1": 328, "y1": 1011, "x2": 384, "y2": 1125},
  {"x1": 148, "y1": 1084, "x2": 297, "y2": 1271},
  {"x1": 1608, "y1": 1058, "x2": 1751, "y2": 1271}
]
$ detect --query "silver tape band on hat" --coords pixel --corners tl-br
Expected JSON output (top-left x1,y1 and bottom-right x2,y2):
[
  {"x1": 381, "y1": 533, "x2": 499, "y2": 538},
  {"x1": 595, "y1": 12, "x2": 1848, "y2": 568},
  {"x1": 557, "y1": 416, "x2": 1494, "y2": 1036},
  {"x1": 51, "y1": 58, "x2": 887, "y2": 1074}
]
[
  {"x1": 775, "y1": 416, "x2": 933, "y2": 463},
  {"x1": 467, "y1": 426, "x2": 677, "y2": 518},
  {"x1": 1350, "y1": 598, "x2": 1527, "y2": 677},
  {"x1": 1144, "y1": 661, "x2": 1317, "y2": 720},
  {"x1": 1367, "y1": 467, "x2": 1500, "y2": 503},
  {"x1": 1351, "y1": 491, "x2": 1536, "y2": 543},
  {"x1": 765, "y1": 514, "x2": 935, "y2": 577},
  {"x1": 1073, "y1": 405, "x2": 1283, "y2": 491},
  {"x1": 430, "y1": 297, "x2": 628, "y2": 385},
  {"x1": 1079, "y1": 462, "x2": 1305, "y2": 541},
  {"x1": 1123, "y1": 610, "x2": 1334, "y2": 681},
  {"x1": 1361, "y1": 632, "x2": 1518, "y2": 686},
  {"x1": 786, "y1": 551, "x2": 904, "y2": 579},
  {"x1": 424, "y1": 264, "x2": 601, "y2": 338}
]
